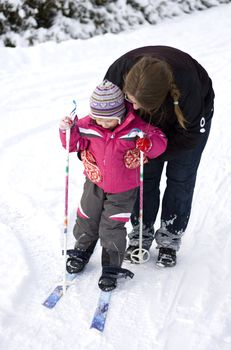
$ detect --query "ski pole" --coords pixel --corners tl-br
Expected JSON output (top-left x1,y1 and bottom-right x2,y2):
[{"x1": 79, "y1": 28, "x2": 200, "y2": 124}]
[
  {"x1": 63, "y1": 100, "x2": 77, "y2": 294},
  {"x1": 129, "y1": 129, "x2": 150, "y2": 264}
]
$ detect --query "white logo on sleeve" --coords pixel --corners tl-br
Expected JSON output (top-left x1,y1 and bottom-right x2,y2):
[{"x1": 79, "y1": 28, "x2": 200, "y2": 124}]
[{"x1": 200, "y1": 117, "x2": 206, "y2": 133}]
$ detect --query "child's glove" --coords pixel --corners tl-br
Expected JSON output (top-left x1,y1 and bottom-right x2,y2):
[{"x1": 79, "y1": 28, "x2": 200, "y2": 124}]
[
  {"x1": 59, "y1": 116, "x2": 74, "y2": 130},
  {"x1": 81, "y1": 150, "x2": 102, "y2": 183},
  {"x1": 136, "y1": 136, "x2": 152, "y2": 152},
  {"x1": 124, "y1": 148, "x2": 148, "y2": 169}
]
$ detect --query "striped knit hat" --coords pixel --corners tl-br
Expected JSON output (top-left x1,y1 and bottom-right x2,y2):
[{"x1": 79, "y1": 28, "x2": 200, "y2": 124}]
[{"x1": 90, "y1": 80, "x2": 126, "y2": 121}]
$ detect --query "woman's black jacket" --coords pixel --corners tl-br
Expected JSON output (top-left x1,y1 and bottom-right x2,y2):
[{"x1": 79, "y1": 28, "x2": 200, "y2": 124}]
[{"x1": 104, "y1": 46, "x2": 215, "y2": 160}]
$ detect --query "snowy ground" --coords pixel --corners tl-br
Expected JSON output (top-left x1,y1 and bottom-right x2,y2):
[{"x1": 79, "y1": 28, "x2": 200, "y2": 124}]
[{"x1": 0, "y1": 4, "x2": 231, "y2": 350}]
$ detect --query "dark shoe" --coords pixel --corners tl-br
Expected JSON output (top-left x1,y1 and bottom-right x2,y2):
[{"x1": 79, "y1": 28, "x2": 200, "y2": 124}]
[
  {"x1": 98, "y1": 275, "x2": 117, "y2": 292},
  {"x1": 98, "y1": 266, "x2": 134, "y2": 292},
  {"x1": 66, "y1": 249, "x2": 89, "y2": 273},
  {"x1": 156, "y1": 247, "x2": 177, "y2": 267},
  {"x1": 100, "y1": 248, "x2": 122, "y2": 291},
  {"x1": 66, "y1": 241, "x2": 97, "y2": 274}
]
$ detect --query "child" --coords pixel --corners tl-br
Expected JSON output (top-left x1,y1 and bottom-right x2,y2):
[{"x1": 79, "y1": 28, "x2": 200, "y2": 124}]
[{"x1": 59, "y1": 80, "x2": 167, "y2": 291}]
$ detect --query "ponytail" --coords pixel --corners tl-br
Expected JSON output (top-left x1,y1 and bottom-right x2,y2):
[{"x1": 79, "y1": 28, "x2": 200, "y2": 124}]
[{"x1": 170, "y1": 83, "x2": 187, "y2": 129}]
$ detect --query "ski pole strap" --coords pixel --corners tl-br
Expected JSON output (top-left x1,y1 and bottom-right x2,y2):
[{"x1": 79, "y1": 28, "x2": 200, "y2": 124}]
[
  {"x1": 70, "y1": 100, "x2": 77, "y2": 118},
  {"x1": 102, "y1": 266, "x2": 134, "y2": 280}
]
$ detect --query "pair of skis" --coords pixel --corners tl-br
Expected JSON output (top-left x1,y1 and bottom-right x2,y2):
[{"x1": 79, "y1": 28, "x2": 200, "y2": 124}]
[{"x1": 42, "y1": 273, "x2": 111, "y2": 332}]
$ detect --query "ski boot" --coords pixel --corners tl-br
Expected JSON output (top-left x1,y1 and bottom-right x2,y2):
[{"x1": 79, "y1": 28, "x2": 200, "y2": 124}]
[
  {"x1": 156, "y1": 247, "x2": 177, "y2": 267},
  {"x1": 66, "y1": 241, "x2": 97, "y2": 274},
  {"x1": 98, "y1": 266, "x2": 134, "y2": 292}
]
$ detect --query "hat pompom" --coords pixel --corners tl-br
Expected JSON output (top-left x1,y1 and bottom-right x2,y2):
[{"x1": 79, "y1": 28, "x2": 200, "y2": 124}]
[{"x1": 90, "y1": 80, "x2": 126, "y2": 120}]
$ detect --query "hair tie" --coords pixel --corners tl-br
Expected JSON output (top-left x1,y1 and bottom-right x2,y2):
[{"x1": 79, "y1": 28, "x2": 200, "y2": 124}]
[{"x1": 173, "y1": 101, "x2": 179, "y2": 105}]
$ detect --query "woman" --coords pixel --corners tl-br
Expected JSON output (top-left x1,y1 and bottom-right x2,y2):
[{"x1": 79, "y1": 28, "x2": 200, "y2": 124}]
[{"x1": 104, "y1": 46, "x2": 215, "y2": 267}]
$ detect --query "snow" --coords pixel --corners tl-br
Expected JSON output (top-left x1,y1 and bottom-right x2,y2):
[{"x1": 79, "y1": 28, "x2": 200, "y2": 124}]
[
  {"x1": 0, "y1": 4, "x2": 231, "y2": 350},
  {"x1": 1, "y1": 0, "x2": 227, "y2": 47}
]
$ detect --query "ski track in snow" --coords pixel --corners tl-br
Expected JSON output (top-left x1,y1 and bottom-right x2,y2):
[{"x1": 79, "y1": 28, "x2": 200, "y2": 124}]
[{"x1": 0, "y1": 4, "x2": 231, "y2": 350}]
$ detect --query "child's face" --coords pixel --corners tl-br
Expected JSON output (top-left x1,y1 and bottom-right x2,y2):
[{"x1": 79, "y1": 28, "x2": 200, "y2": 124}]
[{"x1": 95, "y1": 118, "x2": 119, "y2": 130}]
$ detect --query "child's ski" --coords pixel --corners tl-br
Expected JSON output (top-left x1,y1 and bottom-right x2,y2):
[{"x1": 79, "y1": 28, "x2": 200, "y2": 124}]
[
  {"x1": 90, "y1": 267, "x2": 134, "y2": 331},
  {"x1": 90, "y1": 290, "x2": 112, "y2": 332},
  {"x1": 42, "y1": 273, "x2": 77, "y2": 309}
]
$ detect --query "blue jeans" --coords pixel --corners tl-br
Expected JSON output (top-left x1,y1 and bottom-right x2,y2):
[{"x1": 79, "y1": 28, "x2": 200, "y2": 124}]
[{"x1": 131, "y1": 115, "x2": 212, "y2": 251}]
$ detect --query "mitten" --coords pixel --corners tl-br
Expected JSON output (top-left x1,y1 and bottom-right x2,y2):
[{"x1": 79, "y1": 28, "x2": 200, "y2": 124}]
[
  {"x1": 124, "y1": 148, "x2": 148, "y2": 169},
  {"x1": 59, "y1": 116, "x2": 74, "y2": 130},
  {"x1": 81, "y1": 150, "x2": 102, "y2": 183},
  {"x1": 136, "y1": 137, "x2": 152, "y2": 152}
]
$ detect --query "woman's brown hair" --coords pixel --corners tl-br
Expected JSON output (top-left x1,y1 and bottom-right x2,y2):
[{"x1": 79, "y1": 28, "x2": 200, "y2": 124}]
[{"x1": 124, "y1": 56, "x2": 187, "y2": 129}]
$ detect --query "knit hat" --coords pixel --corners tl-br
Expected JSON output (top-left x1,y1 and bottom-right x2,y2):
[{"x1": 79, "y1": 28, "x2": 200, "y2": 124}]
[{"x1": 90, "y1": 80, "x2": 126, "y2": 121}]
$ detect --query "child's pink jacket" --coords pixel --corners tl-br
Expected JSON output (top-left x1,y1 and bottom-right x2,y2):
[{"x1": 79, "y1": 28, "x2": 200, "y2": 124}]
[{"x1": 60, "y1": 107, "x2": 167, "y2": 193}]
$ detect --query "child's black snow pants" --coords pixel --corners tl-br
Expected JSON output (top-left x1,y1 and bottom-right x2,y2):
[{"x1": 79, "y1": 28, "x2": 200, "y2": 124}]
[{"x1": 73, "y1": 178, "x2": 138, "y2": 266}]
